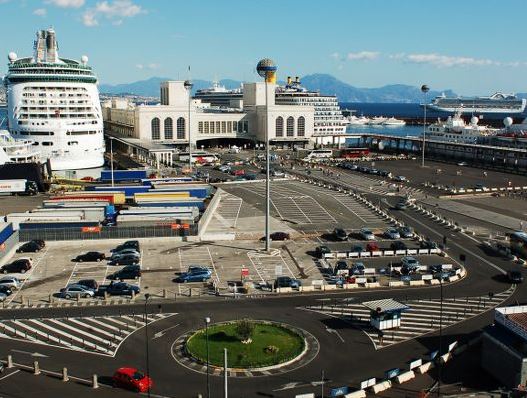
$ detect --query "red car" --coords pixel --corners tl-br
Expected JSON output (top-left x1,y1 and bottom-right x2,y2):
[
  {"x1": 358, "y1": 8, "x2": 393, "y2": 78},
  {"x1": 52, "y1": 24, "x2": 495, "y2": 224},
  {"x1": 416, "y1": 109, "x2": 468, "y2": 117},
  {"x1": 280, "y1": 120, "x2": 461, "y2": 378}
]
[
  {"x1": 112, "y1": 367, "x2": 153, "y2": 393},
  {"x1": 366, "y1": 242, "x2": 379, "y2": 252}
]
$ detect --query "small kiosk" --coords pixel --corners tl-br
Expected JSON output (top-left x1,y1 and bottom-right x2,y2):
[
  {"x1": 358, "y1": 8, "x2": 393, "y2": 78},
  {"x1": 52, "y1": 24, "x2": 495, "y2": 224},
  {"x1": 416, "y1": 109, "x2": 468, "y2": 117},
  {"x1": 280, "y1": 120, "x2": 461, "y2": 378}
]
[{"x1": 362, "y1": 298, "x2": 409, "y2": 330}]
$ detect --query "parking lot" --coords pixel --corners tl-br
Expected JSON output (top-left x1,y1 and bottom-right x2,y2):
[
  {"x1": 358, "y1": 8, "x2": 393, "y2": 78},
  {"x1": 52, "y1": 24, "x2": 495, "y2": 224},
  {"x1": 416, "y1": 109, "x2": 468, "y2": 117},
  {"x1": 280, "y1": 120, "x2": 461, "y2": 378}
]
[{"x1": 220, "y1": 180, "x2": 388, "y2": 233}]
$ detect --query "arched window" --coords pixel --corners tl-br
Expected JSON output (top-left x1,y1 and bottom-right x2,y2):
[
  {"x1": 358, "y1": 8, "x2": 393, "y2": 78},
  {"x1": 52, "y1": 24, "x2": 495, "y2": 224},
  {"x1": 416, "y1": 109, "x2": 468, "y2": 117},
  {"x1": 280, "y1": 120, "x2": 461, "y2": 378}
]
[
  {"x1": 164, "y1": 117, "x2": 173, "y2": 140},
  {"x1": 151, "y1": 117, "x2": 160, "y2": 140},
  {"x1": 297, "y1": 116, "x2": 305, "y2": 137},
  {"x1": 176, "y1": 117, "x2": 185, "y2": 139},
  {"x1": 276, "y1": 116, "x2": 284, "y2": 137},
  {"x1": 286, "y1": 116, "x2": 294, "y2": 137}
]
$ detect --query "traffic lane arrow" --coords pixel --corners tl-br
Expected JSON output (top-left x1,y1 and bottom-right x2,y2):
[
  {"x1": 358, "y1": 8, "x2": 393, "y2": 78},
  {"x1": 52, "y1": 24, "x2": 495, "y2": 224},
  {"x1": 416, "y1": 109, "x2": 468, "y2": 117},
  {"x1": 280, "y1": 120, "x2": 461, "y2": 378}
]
[
  {"x1": 325, "y1": 327, "x2": 345, "y2": 342},
  {"x1": 11, "y1": 349, "x2": 48, "y2": 358},
  {"x1": 152, "y1": 323, "x2": 180, "y2": 340}
]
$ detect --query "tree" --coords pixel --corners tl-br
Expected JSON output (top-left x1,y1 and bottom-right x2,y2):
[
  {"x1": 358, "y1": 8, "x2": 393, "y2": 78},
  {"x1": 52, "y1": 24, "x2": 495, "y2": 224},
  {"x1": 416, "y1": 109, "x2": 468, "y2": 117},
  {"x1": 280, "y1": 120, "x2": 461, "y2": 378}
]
[{"x1": 235, "y1": 319, "x2": 255, "y2": 343}]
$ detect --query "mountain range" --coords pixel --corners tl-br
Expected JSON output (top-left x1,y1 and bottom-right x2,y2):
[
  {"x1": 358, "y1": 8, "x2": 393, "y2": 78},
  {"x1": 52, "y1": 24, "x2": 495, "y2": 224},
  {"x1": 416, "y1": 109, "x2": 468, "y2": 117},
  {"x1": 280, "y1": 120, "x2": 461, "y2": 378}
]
[{"x1": 99, "y1": 74, "x2": 461, "y2": 103}]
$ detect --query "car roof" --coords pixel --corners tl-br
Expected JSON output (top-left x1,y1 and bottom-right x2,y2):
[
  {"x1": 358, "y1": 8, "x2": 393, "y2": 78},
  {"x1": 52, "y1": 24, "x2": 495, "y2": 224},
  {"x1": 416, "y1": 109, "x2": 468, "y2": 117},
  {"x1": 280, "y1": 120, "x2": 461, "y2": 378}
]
[
  {"x1": 116, "y1": 367, "x2": 139, "y2": 375},
  {"x1": 0, "y1": 276, "x2": 18, "y2": 281}
]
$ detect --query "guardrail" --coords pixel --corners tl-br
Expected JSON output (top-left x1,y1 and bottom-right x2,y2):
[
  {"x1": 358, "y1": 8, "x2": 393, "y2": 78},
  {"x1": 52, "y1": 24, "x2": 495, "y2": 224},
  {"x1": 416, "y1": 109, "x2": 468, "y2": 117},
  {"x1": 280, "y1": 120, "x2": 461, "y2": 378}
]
[{"x1": 322, "y1": 247, "x2": 442, "y2": 259}]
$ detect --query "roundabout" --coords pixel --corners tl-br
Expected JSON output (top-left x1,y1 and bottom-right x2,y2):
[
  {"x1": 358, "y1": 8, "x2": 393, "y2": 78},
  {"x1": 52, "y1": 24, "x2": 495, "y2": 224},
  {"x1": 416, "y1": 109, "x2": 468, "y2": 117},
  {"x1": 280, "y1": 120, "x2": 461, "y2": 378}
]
[{"x1": 171, "y1": 320, "x2": 320, "y2": 377}]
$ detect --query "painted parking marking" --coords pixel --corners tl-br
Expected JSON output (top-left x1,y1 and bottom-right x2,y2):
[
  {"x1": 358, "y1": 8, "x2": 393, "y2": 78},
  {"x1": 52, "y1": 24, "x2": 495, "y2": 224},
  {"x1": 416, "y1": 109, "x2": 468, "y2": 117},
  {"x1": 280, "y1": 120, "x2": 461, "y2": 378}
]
[{"x1": 6, "y1": 246, "x2": 49, "y2": 305}]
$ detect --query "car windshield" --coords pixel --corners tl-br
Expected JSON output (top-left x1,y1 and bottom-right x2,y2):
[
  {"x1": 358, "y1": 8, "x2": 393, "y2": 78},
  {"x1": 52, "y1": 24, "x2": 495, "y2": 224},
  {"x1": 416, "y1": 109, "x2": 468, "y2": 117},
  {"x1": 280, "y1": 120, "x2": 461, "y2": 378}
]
[
  {"x1": 132, "y1": 371, "x2": 145, "y2": 380},
  {"x1": 406, "y1": 258, "x2": 417, "y2": 265}
]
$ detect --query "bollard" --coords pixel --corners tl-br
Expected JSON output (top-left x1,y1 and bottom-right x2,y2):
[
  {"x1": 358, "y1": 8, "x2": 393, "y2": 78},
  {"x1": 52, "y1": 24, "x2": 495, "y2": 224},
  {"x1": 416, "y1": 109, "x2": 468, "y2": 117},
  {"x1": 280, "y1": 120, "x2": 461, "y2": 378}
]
[
  {"x1": 163, "y1": 289, "x2": 167, "y2": 299},
  {"x1": 7, "y1": 355, "x2": 13, "y2": 368},
  {"x1": 62, "y1": 367, "x2": 69, "y2": 382},
  {"x1": 92, "y1": 374, "x2": 99, "y2": 389},
  {"x1": 33, "y1": 361, "x2": 40, "y2": 375},
  {"x1": 104, "y1": 291, "x2": 108, "y2": 300},
  {"x1": 131, "y1": 290, "x2": 135, "y2": 300},
  {"x1": 49, "y1": 294, "x2": 53, "y2": 304}
]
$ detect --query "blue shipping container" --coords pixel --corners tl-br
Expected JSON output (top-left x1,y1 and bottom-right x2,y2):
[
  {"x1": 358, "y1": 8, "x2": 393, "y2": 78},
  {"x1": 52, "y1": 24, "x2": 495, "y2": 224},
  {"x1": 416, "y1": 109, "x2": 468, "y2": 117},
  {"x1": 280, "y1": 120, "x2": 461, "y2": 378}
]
[
  {"x1": 0, "y1": 223, "x2": 14, "y2": 245},
  {"x1": 100, "y1": 169, "x2": 147, "y2": 182}
]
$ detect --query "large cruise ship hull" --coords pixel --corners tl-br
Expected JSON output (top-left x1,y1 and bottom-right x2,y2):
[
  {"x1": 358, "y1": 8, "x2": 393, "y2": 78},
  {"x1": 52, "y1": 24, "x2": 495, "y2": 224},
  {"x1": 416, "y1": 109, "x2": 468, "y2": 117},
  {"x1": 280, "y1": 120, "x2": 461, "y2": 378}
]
[{"x1": 428, "y1": 104, "x2": 526, "y2": 114}]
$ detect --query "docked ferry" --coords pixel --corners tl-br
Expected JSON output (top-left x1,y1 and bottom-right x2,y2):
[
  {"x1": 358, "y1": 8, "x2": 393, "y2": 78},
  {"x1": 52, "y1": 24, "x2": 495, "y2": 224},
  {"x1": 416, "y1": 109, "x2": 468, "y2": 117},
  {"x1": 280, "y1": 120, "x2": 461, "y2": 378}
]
[
  {"x1": 425, "y1": 111, "x2": 497, "y2": 144},
  {"x1": 427, "y1": 92, "x2": 526, "y2": 114},
  {"x1": 3, "y1": 28, "x2": 105, "y2": 170}
]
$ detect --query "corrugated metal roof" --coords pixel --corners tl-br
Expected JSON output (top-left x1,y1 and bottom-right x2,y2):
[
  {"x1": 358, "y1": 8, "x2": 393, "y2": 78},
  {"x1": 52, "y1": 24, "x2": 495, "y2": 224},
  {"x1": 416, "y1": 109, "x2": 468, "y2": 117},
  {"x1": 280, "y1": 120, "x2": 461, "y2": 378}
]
[{"x1": 362, "y1": 298, "x2": 409, "y2": 313}]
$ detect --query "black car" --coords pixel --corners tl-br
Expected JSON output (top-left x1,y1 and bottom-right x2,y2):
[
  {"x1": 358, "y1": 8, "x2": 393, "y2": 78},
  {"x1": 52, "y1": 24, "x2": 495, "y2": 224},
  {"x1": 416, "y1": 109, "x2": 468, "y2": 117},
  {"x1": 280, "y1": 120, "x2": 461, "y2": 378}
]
[
  {"x1": 0, "y1": 285, "x2": 13, "y2": 296},
  {"x1": 107, "y1": 254, "x2": 140, "y2": 266},
  {"x1": 75, "y1": 252, "x2": 106, "y2": 262},
  {"x1": 107, "y1": 265, "x2": 141, "y2": 280},
  {"x1": 1, "y1": 259, "x2": 31, "y2": 274},
  {"x1": 273, "y1": 276, "x2": 302, "y2": 289},
  {"x1": 103, "y1": 282, "x2": 141, "y2": 297},
  {"x1": 420, "y1": 240, "x2": 438, "y2": 249},
  {"x1": 16, "y1": 241, "x2": 41, "y2": 253},
  {"x1": 315, "y1": 246, "x2": 331, "y2": 258},
  {"x1": 112, "y1": 240, "x2": 140, "y2": 253},
  {"x1": 76, "y1": 279, "x2": 99, "y2": 291},
  {"x1": 333, "y1": 228, "x2": 348, "y2": 241},
  {"x1": 259, "y1": 232, "x2": 291, "y2": 241},
  {"x1": 390, "y1": 241, "x2": 408, "y2": 251},
  {"x1": 508, "y1": 271, "x2": 523, "y2": 284}
]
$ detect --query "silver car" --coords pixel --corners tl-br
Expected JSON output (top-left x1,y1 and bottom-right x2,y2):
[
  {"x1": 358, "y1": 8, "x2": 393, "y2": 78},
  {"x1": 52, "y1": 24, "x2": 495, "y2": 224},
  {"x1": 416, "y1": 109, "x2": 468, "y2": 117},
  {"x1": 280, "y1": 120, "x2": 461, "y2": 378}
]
[
  {"x1": 384, "y1": 228, "x2": 401, "y2": 239},
  {"x1": 111, "y1": 248, "x2": 140, "y2": 258},
  {"x1": 0, "y1": 293, "x2": 7, "y2": 302},
  {"x1": 0, "y1": 276, "x2": 21, "y2": 290},
  {"x1": 60, "y1": 285, "x2": 95, "y2": 299},
  {"x1": 359, "y1": 228, "x2": 375, "y2": 240}
]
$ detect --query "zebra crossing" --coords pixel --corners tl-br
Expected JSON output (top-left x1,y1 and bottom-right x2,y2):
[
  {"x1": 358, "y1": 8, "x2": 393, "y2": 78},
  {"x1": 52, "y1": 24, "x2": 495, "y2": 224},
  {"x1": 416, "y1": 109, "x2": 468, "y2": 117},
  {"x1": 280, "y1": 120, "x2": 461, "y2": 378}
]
[
  {"x1": 0, "y1": 313, "x2": 174, "y2": 356},
  {"x1": 215, "y1": 191, "x2": 243, "y2": 228},
  {"x1": 305, "y1": 286, "x2": 515, "y2": 349}
]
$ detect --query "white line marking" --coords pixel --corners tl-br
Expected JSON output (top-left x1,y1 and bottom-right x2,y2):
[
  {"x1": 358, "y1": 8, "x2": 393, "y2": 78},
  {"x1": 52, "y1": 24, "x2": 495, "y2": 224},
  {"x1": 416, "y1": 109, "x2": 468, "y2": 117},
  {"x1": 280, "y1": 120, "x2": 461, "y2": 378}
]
[{"x1": 0, "y1": 369, "x2": 20, "y2": 381}]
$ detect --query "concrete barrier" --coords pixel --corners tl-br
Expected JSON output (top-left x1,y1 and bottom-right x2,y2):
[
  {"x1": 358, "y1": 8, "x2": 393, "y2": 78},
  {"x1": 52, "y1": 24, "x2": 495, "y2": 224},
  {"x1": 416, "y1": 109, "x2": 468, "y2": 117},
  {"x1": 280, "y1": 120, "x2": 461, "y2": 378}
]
[
  {"x1": 366, "y1": 282, "x2": 380, "y2": 288},
  {"x1": 384, "y1": 250, "x2": 395, "y2": 256},
  {"x1": 299, "y1": 286, "x2": 315, "y2": 292},
  {"x1": 407, "y1": 249, "x2": 418, "y2": 255},
  {"x1": 389, "y1": 281, "x2": 405, "y2": 287},
  {"x1": 409, "y1": 280, "x2": 425, "y2": 286},
  {"x1": 448, "y1": 275, "x2": 459, "y2": 282},
  {"x1": 343, "y1": 283, "x2": 359, "y2": 289},
  {"x1": 344, "y1": 390, "x2": 367, "y2": 398},
  {"x1": 427, "y1": 279, "x2": 440, "y2": 285},
  {"x1": 276, "y1": 287, "x2": 292, "y2": 294},
  {"x1": 416, "y1": 362, "x2": 434, "y2": 374},
  {"x1": 440, "y1": 353, "x2": 451, "y2": 363},
  {"x1": 395, "y1": 370, "x2": 415, "y2": 384},
  {"x1": 323, "y1": 284, "x2": 337, "y2": 291},
  {"x1": 371, "y1": 380, "x2": 392, "y2": 394}
]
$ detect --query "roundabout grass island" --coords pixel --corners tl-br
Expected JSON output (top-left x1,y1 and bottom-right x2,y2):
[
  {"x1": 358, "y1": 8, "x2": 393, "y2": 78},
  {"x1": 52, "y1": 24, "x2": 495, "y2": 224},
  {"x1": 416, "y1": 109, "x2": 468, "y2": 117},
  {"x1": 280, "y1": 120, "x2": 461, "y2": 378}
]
[{"x1": 185, "y1": 320, "x2": 306, "y2": 369}]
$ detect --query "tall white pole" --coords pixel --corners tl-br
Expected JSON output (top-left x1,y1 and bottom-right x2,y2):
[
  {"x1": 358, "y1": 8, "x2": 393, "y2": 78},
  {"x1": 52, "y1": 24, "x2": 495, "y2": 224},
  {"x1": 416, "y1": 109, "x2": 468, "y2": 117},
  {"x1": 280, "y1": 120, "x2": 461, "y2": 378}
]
[
  {"x1": 110, "y1": 138, "x2": 114, "y2": 188},
  {"x1": 265, "y1": 79, "x2": 271, "y2": 252},
  {"x1": 421, "y1": 101, "x2": 426, "y2": 168},
  {"x1": 223, "y1": 348, "x2": 228, "y2": 398},
  {"x1": 188, "y1": 87, "x2": 192, "y2": 172}
]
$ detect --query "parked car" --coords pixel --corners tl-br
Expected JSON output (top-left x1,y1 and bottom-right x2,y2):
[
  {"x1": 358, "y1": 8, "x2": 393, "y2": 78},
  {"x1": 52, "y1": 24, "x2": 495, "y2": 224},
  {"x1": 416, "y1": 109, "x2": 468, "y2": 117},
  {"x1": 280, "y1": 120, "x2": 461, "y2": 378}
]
[
  {"x1": 350, "y1": 262, "x2": 365, "y2": 275},
  {"x1": 75, "y1": 251, "x2": 106, "y2": 262},
  {"x1": 350, "y1": 244, "x2": 364, "y2": 253},
  {"x1": 270, "y1": 232, "x2": 290, "y2": 241},
  {"x1": 273, "y1": 276, "x2": 302, "y2": 289},
  {"x1": 0, "y1": 276, "x2": 21, "y2": 290},
  {"x1": 75, "y1": 279, "x2": 99, "y2": 291},
  {"x1": 60, "y1": 285, "x2": 95, "y2": 299},
  {"x1": 112, "y1": 367, "x2": 153, "y2": 393},
  {"x1": 16, "y1": 241, "x2": 42, "y2": 253},
  {"x1": 359, "y1": 228, "x2": 375, "y2": 240},
  {"x1": 1, "y1": 259, "x2": 31, "y2": 274},
  {"x1": 457, "y1": 161, "x2": 468, "y2": 166},
  {"x1": 112, "y1": 240, "x2": 140, "y2": 253},
  {"x1": 334, "y1": 260, "x2": 349, "y2": 275},
  {"x1": 0, "y1": 285, "x2": 13, "y2": 296},
  {"x1": 366, "y1": 242, "x2": 379, "y2": 252},
  {"x1": 393, "y1": 175, "x2": 407, "y2": 182},
  {"x1": 508, "y1": 271, "x2": 523, "y2": 284},
  {"x1": 384, "y1": 228, "x2": 401, "y2": 239},
  {"x1": 394, "y1": 201, "x2": 407, "y2": 210},
  {"x1": 398, "y1": 226, "x2": 414, "y2": 239},
  {"x1": 103, "y1": 282, "x2": 141, "y2": 297},
  {"x1": 175, "y1": 268, "x2": 212, "y2": 283},
  {"x1": 315, "y1": 246, "x2": 331, "y2": 258},
  {"x1": 107, "y1": 265, "x2": 141, "y2": 280},
  {"x1": 391, "y1": 241, "x2": 408, "y2": 251},
  {"x1": 108, "y1": 253, "x2": 140, "y2": 266},
  {"x1": 420, "y1": 240, "x2": 438, "y2": 250},
  {"x1": 112, "y1": 248, "x2": 141, "y2": 257},
  {"x1": 333, "y1": 228, "x2": 348, "y2": 241},
  {"x1": 401, "y1": 256, "x2": 420, "y2": 272},
  {"x1": 218, "y1": 165, "x2": 231, "y2": 173}
]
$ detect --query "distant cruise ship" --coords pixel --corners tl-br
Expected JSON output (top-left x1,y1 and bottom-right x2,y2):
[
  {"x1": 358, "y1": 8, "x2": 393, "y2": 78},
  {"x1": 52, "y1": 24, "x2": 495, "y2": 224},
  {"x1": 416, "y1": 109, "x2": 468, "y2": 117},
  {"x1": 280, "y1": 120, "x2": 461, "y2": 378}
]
[
  {"x1": 3, "y1": 28, "x2": 105, "y2": 170},
  {"x1": 195, "y1": 76, "x2": 348, "y2": 136},
  {"x1": 275, "y1": 77, "x2": 348, "y2": 136},
  {"x1": 427, "y1": 92, "x2": 526, "y2": 114},
  {"x1": 425, "y1": 111, "x2": 497, "y2": 144}
]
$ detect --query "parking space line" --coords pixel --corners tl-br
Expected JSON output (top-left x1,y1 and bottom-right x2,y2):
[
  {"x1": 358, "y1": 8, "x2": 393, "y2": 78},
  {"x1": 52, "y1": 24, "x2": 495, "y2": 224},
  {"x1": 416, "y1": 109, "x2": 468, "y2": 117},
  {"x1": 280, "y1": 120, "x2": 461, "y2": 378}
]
[
  {"x1": 206, "y1": 247, "x2": 221, "y2": 286},
  {"x1": 7, "y1": 246, "x2": 49, "y2": 305},
  {"x1": 0, "y1": 369, "x2": 20, "y2": 381}
]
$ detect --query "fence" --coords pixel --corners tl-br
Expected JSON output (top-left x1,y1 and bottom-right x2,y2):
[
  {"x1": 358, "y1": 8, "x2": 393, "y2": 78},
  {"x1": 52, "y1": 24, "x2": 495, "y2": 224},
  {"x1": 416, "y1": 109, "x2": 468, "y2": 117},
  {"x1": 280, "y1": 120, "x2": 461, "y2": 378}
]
[{"x1": 19, "y1": 224, "x2": 198, "y2": 242}]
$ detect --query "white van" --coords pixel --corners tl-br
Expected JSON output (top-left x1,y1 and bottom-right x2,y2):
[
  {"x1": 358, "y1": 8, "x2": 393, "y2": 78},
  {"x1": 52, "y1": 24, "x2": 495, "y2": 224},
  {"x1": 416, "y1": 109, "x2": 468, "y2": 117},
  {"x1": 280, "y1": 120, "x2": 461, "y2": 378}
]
[{"x1": 303, "y1": 149, "x2": 333, "y2": 161}]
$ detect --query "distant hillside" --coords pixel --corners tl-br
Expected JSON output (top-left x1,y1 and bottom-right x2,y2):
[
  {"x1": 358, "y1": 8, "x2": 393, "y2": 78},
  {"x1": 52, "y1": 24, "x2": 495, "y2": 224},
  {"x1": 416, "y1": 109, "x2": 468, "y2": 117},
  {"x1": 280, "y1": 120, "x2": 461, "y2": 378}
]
[{"x1": 99, "y1": 74, "x2": 457, "y2": 103}]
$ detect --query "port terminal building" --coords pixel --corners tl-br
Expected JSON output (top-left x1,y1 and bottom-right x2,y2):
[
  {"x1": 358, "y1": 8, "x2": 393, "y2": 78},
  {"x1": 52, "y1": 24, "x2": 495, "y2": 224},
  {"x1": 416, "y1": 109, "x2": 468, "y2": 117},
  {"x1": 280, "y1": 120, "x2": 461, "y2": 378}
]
[{"x1": 102, "y1": 80, "x2": 315, "y2": 167}]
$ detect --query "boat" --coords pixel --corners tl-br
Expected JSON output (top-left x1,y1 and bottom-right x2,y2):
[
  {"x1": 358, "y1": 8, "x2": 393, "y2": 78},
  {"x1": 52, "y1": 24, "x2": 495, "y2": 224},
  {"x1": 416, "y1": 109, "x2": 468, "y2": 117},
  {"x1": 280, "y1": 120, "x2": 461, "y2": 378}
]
[
  {"x1": 194, "y1": 80, "x2": 243, "y2": 108},
  {"x1": 347, "y1": 115, "x2": 370, "y2": 125},
  {"x1": 0, "y1": 129, "x2": 41, "y2": 165},
  {"x1": 367, "y1": 116, "x2": 386, "y2": 126},
  {"x1": 3, "y1": 28, "x2": 105, "y2": 171},
  {"x1": 382, "y1": 117, "x2": 406, "y2": 126},
  {"x1": 427, "y1": 92, "x2": 526, "y2": 114},
  {"x1": 425, "y1": 111, "x2": 497, "y2": 144}
]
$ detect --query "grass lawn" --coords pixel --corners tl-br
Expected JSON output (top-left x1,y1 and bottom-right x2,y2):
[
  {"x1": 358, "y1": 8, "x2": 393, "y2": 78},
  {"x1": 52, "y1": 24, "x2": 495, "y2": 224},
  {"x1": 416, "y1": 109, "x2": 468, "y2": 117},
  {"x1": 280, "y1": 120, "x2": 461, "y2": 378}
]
[{"x1": 186, "y1": 322, "x2": 305, "y2": 368}]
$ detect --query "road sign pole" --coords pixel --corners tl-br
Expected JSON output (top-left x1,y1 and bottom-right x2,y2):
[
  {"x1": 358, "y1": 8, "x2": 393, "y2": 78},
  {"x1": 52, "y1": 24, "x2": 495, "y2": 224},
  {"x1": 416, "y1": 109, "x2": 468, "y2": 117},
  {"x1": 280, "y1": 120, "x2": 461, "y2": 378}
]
[{"x1": 224, "y1": 348, "x2": 228, "y2": 398}]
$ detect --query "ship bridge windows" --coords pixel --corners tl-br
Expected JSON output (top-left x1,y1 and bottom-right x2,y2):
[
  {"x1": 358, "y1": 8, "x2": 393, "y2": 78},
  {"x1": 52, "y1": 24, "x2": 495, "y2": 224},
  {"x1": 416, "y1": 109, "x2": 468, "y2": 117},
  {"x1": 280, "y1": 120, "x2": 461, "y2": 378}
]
[{"x1": 41, "y1": 142, "x2": 53, "y2": 146}]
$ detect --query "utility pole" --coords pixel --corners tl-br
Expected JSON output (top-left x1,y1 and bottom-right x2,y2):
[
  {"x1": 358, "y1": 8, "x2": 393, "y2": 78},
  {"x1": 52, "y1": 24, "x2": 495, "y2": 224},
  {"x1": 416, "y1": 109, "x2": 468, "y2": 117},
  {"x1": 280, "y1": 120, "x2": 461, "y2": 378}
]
[{"x1": 421, "y1": 84, "x2": 430, "y2": 168}]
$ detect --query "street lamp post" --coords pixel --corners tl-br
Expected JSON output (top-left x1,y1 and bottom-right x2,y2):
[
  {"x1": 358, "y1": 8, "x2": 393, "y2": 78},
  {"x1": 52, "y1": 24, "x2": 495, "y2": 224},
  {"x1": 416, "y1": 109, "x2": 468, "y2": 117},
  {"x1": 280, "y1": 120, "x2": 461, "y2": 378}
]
[
  {"x1": 421, "y1": 84, "x2": 430, "y2": 168},
  {"x1": 144, "y1": 293, "x2": 151, "y2": 398},
  {"x1": 109, "y1": 137, "x2": 114, "y2": 188},
  {"x1": 437, "y1": 278, "x2": 443, "y2": 397},
  {"x1": 184, "y1": 79, "x2": 193, "y2": 173},
  {"x1": 256, "y1": 59, "x2": 278, "y2": 253},
  {"x1": 204, "y1": 316, "x2": 211, "y2": 398}
]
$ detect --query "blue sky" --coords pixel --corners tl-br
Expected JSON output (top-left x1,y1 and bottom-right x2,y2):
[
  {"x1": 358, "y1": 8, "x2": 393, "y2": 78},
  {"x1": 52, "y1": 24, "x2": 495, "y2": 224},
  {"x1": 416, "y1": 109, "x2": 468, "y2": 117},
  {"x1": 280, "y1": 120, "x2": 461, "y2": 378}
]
[{"x1": 1, "y1": 0, "x2": 526, "y2": 95}]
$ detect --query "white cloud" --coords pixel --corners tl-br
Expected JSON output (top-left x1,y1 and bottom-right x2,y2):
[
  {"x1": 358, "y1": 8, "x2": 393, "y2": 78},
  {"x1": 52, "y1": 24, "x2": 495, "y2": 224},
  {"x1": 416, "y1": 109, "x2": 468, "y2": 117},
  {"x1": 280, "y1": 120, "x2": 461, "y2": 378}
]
[
  {"x1": 46, "y1": 0, "x2": 85, "y2": 8},
  {"x1": 33, "y1": 8, "x2": 47, "y2": 16},
  {"x1": 82, "y1": 0, "x2": 143, "y2": 27},
  {"x1": 136, "y1": 63, "x2": 160, "y2": 70},
  {"x1": 346, "y1": 51, "x2": 379, "y2": 61},
  {"x1": 330, "y1": 52, "x2": 340, "y2": 60},
  {"x1": 398, "y1": 52, "x2": 495, "y2": 67}
]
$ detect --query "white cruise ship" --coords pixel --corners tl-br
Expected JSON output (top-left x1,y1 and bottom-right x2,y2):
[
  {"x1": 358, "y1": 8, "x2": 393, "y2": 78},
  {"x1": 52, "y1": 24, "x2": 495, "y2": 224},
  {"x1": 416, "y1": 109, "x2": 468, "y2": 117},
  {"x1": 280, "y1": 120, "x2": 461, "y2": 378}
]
[
  {"x1": 428, "y1": 92, "x2": 526, "y2": 114},
  {"x1": 0, "y1": 129, "x2": 41, "y2": 165},
  {"x1": 425, "y1": 111, "x2": 497, "y2": 144},
  {"x1": 274, "y1": 77, "x2": 348, "y2": 136},
  {"x1": 3, "y1": 28, "x2": 105, "y2": 170}
]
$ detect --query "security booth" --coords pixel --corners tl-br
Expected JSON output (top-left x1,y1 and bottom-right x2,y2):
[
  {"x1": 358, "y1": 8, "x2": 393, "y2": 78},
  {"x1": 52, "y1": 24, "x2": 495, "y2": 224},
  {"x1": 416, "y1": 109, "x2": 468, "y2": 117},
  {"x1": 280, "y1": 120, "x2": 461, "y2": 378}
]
[{"x1": 362, "y1": 299, "x2": 409, "y2": 330}]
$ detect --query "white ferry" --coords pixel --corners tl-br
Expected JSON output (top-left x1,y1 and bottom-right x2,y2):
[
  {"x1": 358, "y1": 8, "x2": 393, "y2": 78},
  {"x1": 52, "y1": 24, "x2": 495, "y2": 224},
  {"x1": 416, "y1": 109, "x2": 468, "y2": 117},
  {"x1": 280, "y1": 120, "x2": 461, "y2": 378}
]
[
  {"x1": 425, "y1": 111, "x2": 497, "y2": 144},
  {"x1": 3, "y1": 28, "x2": 105, "y2": 170}
]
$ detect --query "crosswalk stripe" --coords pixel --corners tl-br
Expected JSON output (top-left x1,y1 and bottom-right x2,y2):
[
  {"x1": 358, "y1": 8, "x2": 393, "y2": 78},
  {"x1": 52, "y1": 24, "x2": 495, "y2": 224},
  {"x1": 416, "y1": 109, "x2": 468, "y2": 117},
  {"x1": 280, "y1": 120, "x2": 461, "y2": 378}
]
[{"x1": 48, "y1": 319, "x2": 116, "y2": 346}]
